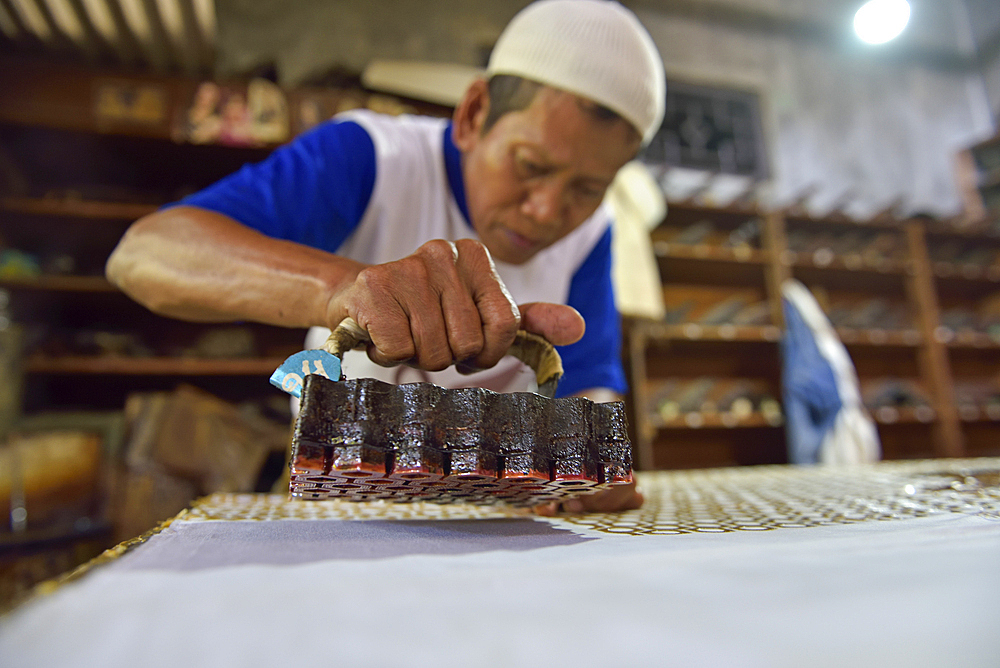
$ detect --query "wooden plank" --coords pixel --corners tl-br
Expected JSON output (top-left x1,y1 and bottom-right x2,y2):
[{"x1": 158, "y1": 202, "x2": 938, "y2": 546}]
[
  {"x1": 0, "y1": 56, "x2": 178, "y2": 138},
  {"x1": 904, "y1": 221, "x2": 964, "y2": 457},
  {"x1": 643, "y1": 322, "x2": 781, "y2": 343},
  {"x1": 627, "y1": 323, "x2": 655, "y2": 471},
  {"x1": 650, "y1": 412, "x2": 781, "y2": 430},
  {"x1": 760, "y1": 211, "x2": 790, "y2": 328}
]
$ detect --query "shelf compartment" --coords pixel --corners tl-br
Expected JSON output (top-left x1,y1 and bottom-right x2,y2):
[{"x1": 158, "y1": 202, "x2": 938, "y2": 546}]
[
  {"x1": 791, "y1": 264, "x2": 907, "y2": 294},
  {"x1": 655, "y1": 254, "x2": 768, "y2": 288},
  {"x1": 861, "y1": 377, "x2": 934, "y2": 425},
  {"x1": 25, "y1": 355, "x2": 287, "y2": 375}
]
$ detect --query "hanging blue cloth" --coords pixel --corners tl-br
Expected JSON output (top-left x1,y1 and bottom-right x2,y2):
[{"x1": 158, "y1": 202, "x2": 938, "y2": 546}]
[
  {"x1": 781, "y1": 293, "x2": 843, "y2": 464},
  {"x1": 780, "y1": 279, "x2": 880, "y2": 465}
]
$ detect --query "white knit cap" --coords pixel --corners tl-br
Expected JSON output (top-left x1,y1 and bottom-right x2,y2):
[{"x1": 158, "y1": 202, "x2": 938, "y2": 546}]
[{"x1": 487, "y1": 0, "x2": 665, "y2": 144}]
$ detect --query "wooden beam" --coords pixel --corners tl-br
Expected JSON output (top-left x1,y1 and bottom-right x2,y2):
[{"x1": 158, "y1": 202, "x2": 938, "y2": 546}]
[
  {"x1": 627, "y1": 321, "x2": 656, "y2": 471},
  {"x1": 760, "y1": 211, "x2": 790, "y2": 329},
  {"x1": 904, "y1": 221, "x2": 964, "y2": 458}
]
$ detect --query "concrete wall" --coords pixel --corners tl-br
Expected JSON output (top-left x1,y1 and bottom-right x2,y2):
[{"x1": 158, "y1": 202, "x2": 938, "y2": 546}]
[
  {"x1": 965, "y1": 0, "x2": 1000, "y2": 125},
  {"x1": 214, "y1": 0, "x2": 998, "y2": 218},
  {"x1": 636, "y1": 4, "x2": 994, "y2": 218}
]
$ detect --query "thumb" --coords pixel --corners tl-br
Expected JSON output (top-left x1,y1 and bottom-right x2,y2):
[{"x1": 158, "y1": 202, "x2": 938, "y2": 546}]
[{"x1": 517, "y1": 302, "x2": 585, "y2": 347}]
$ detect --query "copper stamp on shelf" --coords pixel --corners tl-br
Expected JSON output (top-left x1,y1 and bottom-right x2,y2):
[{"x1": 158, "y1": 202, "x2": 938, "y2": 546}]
[{"x1": 289, "y1": 375, "x2": 633, "y2": 507}]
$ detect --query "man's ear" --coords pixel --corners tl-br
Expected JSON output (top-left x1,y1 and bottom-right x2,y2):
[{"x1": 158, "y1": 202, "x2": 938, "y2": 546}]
[{"x1": 452, "y1": 78, "x2": 490, "y2": 152}]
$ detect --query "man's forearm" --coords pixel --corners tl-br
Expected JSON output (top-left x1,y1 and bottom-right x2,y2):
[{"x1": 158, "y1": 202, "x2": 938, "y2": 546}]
[{"x1": 105, "y1": 206, "x2": 364, "y2": 328}]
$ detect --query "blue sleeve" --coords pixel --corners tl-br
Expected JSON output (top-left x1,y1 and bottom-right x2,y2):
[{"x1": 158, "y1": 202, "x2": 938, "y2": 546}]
[
  {"x1": 175, "y1": 119, "x2": 376, "y2": 253},
  {"x1": 555, "y1": 225, "x2": 628, "y2": 398}
]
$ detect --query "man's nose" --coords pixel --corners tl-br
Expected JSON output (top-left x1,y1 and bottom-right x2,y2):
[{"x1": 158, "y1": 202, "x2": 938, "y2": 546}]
[{"x1": 521, "y1": 181, "x2": 565, "y2": 226}]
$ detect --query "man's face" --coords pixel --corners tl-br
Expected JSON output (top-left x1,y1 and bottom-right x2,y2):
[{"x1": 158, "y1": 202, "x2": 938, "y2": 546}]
[{"x1": 457, "y1": 86, "x2": 641, "y2": 265}]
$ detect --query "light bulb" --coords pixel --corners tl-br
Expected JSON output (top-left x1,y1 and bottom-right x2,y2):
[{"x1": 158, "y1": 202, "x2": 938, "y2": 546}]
[{"x1": 854, "y1": 0, "x2": 911, "y2": 45}]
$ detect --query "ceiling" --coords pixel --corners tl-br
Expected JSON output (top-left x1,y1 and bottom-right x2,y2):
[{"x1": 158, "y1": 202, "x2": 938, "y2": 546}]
[
  {"x1": 0, "y1": 0, "x2": 996, "y2": 78},
  {"x1": 0, "y1": 0, "x2": 216, "y2": 75}
]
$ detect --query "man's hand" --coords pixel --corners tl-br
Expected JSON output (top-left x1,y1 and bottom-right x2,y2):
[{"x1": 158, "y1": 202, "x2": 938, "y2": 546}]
[
  {"x1": 331, "y1": 238, "x2": 584, "y2": 370},
  {"x1": 533, "y1": 482, "x2": 644, "y2": 516}
]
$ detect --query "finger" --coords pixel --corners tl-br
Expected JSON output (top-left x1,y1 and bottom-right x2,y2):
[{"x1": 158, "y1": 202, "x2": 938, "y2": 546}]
[
  {"x1": 431, "y1": 245, "x2": 486, "y2": 364},
  {"x1": 518, "y1": 302, "x2": 585, "y2": 346},
  {"x1": 357, "y1": 308, "x2": 417, "y2": 367},
  {"x1": 455, "y1": 240, "x2": 520, "y2": 369},
  {"x1": 559, "y1": 484, "x2": 644, "y2": 514},
  {"x1": 348, "y1": 268, "x2": 417, "y2": 365},
  {"x1": 406, "y1": 304, "x2": 455, "y2": 371},
  {"x1": 532, "y1": 502, "x2": 560, "y2": 517}
]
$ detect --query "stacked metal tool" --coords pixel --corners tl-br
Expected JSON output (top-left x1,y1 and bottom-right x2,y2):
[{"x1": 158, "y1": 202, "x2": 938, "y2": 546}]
[{"x1": 274, "y1": 318, "x2": 634, "y2": 507}]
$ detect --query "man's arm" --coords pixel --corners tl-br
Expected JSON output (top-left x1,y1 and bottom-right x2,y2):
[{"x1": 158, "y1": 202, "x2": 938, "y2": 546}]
[
  {"x1": 107, "y1": 205, "x2": 584, "y2": 372},
  {"x1": 106, "y1": 205, "x2": 361, "y2": 328}
]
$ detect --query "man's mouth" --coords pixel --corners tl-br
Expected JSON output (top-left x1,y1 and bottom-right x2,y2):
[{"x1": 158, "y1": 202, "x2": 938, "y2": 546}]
[{"x1": 504, "y1": 228, "x2": 540, "y2": 250}]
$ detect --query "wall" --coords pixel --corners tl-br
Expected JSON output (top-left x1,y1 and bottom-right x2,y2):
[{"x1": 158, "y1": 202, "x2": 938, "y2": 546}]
[
  {"x1": 965, "y1": 0, "x2": 1000, "y2": 124},
  {"x1": 636, "y1": 2, "x2": 994, "y2": 218},
  {"x1": 214, "y1": 0, "x2": 997, "y2": 219}
]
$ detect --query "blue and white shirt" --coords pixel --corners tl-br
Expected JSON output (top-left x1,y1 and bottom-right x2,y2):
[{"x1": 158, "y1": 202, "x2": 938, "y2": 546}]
[{"x1": 179, "y1": 110, "x2": 625, "y2": 397}]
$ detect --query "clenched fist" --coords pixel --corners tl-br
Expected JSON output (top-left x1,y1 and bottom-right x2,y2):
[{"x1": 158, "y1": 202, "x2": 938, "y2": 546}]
[{"x1": 330, "y1": 238, "x2": 584, "y2": 371}]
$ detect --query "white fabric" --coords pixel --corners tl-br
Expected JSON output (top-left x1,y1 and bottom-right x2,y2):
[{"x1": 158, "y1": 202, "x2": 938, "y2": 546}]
[
  {"x1": 487, "y1": 0, "x2": 665, "y2": 143},
  {"x1": 782, "y1": 279, "x2": 881, "y2": 464},
  {"x1": 2, "y1": 512, "x2": 998, "y2": 667},
  {"x1": 607, "y1": 161, "x2": 667, "y2": 320},
  {"x1": 316, "y1": 109, "x2": 611, "y2": 394}
]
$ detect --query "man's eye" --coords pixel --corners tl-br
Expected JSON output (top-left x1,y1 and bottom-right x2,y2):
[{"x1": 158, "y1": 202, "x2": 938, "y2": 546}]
[{"x1": 517, "y1": 158, "x2": 545, "y2": 177}]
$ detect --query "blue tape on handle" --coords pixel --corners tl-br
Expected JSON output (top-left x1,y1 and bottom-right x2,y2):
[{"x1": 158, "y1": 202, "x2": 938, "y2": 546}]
[{"x1": 269, "y1": 350, "x2": 342, "y2": 398}]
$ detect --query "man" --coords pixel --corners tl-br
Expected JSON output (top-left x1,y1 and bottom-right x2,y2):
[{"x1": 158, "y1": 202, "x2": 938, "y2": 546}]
[{"x1": 106, "y1": 0, "x2": 665, "y2": 513}]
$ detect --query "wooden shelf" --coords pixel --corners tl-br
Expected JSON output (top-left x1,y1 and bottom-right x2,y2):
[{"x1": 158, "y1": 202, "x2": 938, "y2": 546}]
[
  {"x1": 956, "y1": 404, "x2": 1000, "y2": 422},
  {"x1": 789, "y1": 252, "x2": 908, "y2": 275},
  {"x1": 1, "y1": 196, "x2": 158, "y2": 220},
  {"x1": 836, "y1": 328, "x2": 921, "y2": 347},
  {"x1": 942, "y1": 330, "x2": 1000, "y2": 348},
  {"x1": 648, "y1": 411, "x2": 782, "y2": 430},
  {"x1": 925, "y1": 220, "x2": 1000, "y2": 240},
  {"x1": 661, "y1": 199, "x2": 761, "y2": 220},
  {"x1": 642, "y1": 322, "x2": 781, "y2": 343},
  {"x1": 631, "y1": 209, "x2": 970, "y2": 467},
  {"x1": 869, "y1": 405, "x2": 936, "y2": 425},
  {"x1": 653, "y1": 241, "x2": 767, "y2": 264},
  {"x1": 782, "y1": 211, "x2": 904, "y2": 231},
  {"x1": 0, "y1": 275, "x2": 119, "y2": 292},
  {"x1": 932, "y1": 262, "x2": 1000, "y2": 282},
  {"x1": 25, "y1": 355, "x2": 286, "y2": 375}
]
